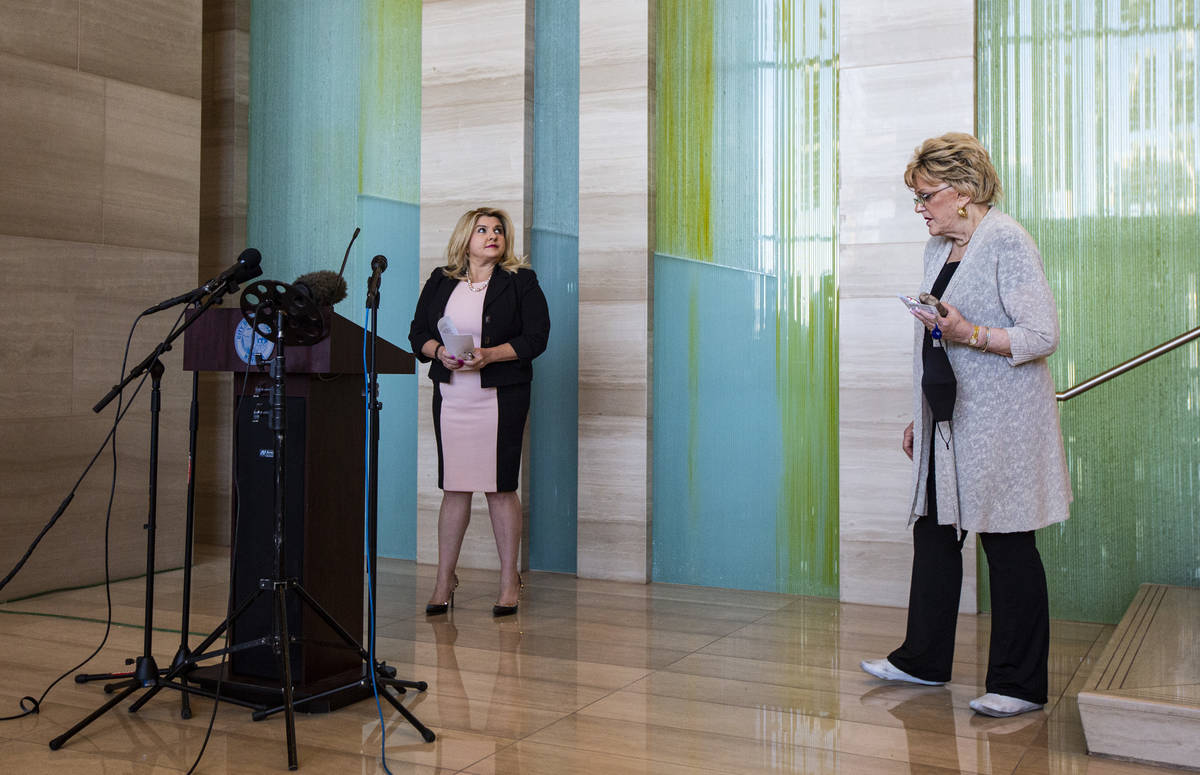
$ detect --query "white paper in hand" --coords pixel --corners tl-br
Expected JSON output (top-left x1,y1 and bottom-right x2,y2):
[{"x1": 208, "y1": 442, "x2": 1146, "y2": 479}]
[{"x1": 436, "y1": 316, "x2": 475, "y2": 359}]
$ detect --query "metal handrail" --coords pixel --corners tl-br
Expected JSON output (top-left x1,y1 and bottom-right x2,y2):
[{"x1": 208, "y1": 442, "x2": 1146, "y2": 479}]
[{"x1": 1056, "y1": 326, "x2": 1200, "y2": 401}]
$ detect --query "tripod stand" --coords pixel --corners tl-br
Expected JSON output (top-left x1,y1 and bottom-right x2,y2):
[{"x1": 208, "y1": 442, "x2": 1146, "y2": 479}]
[
  {"x1": 194, "y1": 286, "x2": 435, "y2": 767},
  {"x1": 72, "y1": 362, "x2": 204, "y2": 721},
  {"x1": 61, "y1": 249, "x2": 264, "y2": 720},
  {"x1": 49, "y1": 289, "x2": 232, "y2": 749}
]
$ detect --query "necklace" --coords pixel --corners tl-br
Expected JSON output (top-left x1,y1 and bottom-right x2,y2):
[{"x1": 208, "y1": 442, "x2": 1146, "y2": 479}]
[{"x1": 467, "y1": 265, "x2": 495, "y2": 293}]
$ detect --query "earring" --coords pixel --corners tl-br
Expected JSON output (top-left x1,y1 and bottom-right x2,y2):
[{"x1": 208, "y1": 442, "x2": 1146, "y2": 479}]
[{"x1": 957, "y1": 206, "x2": 968, "y2": 218}]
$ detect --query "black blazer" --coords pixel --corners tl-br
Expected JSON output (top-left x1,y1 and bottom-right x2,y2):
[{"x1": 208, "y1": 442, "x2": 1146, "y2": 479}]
[{"x1": 408, "y1": 266, "x2": 550, "y2": 388}]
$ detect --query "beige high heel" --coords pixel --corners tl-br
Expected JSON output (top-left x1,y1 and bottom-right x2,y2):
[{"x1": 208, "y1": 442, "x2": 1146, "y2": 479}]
[
  {"x1": 425, "y1": 574, "x2": 459, "y2": 616},
  {"x1": 492, "y1": 574, "x2": 523, "y2": 617}
]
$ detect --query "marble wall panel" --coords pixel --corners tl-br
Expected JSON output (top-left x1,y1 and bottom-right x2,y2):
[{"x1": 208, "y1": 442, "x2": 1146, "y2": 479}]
[
  {"x1": 839, "y1": 242, "x2": 926, "y2": 301},
  {"x1": 194, "y1": 0, "x2": 250, "y2": 547},
  {"x1": 0, "y1": 413, "x2": 187, "y2": 600},
  {"x1": 0, "y1": 52, "x2": 105, "y2": 244},
  {"x1": 0, "y1": 238, "x2": 195, "y2": 599},
  {"x1": 578, "y1": 414, "x2": 648, "y2": 515},
  {"x1": 418, "y1": 0, "x2": 532, "y2": 569},
  {"x1": 577, "y1": 247, "x2": 647, "y2": 303},
  {"x1": 0, "y1": 0, "x2": 201, "y2": 598},
  {"x1": 420, "y1": 108, "x2": 529, "y2": 204},
  {"x1": 577, "y1": 519, "x2": 649, "y2": 582},
  {"x1": 0, "y1": 236, "x2": 93, "y2": 421},
  {"x1": 840, "y1": 1, "x2": 974, "y2": 70},
  {"x1": 103, "y1": 80, "x2": 202, "y2": 254},
  {"x1": 200, "y1": 27, "x2": 249, "y2": 227},
  {"x1": 79, "y1": 0, "x2": 203, "y2": 99},
  {"x1": 0, "y1": 0, "x2": 79, "y2": 69},
  {"x1": 577, "y1": 0, "x2": 652, "y2": 582},
  {"x1": 838, "y1": 0, "x2": 977, "y2": 612},
  {"x1": 839, "y1": 57, "x2": 976, "y2": 247},
  {"x1": 71, "y1": 245, "x2": 198, "y2": 406}
]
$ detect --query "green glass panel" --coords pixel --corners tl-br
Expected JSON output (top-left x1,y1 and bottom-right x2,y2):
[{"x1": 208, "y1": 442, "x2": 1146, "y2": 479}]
[
  {"x1": 978, "y1": 0, "x2": 1200, "y2": 623},
  {"x1": 360, "y1": 0, "x2": 421, "y2": 203},
  {"x1": 653, "y1": 0, "x2": 838, "y2": 595}
]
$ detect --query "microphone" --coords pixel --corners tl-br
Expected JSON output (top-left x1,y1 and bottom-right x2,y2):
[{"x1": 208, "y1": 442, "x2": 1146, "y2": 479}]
[
  {"x1": 295, "y1": 227, "x2": 357, "y2": 305},
  {"x1": 338, "y1": 227, "x2": 361, "y2": 278},
  {"x1": 204, "y1": 247, "x2": 263, "y2": 293},
  {"x1": 143, "y1": 248, "x2": 263, "y2": 315},
  {"x1": 293, "y1": 270, "x2": 348, "y2": 306},
  {"x1": 366, "y1": 254, "x2": 387, "y2": 307}
]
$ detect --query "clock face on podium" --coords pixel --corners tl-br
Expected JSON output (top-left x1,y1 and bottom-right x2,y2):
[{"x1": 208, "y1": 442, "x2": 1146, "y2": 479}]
[{"x1": 234, "y1": 318, "x2": 275, "y2": 365}]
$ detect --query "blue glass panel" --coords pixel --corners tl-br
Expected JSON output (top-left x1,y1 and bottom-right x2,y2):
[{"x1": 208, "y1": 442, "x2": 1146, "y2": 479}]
[
  {"x1": 529, "y1": 0, "x2": 579, "y2": 572},
  {"x1": 357, "y1": 195, "x2": 418, "y2": 560},
  {"x1": 652, "y1": 254, "x2": 783, "y2": 590}
]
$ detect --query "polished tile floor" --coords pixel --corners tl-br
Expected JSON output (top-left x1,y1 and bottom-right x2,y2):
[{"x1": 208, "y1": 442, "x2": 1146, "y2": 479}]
[{"x1": 0, "y1": 546, "x2": 1185, "y2": 774}]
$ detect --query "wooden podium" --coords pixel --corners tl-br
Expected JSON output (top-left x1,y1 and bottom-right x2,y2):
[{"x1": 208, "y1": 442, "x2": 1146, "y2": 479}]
[{"x1": 183, "y1": 306, "x2": 413, "y2": 706}]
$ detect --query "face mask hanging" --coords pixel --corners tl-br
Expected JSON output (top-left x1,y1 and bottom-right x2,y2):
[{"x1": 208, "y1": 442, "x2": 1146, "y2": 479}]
[{"x1": 921, "y1": 337, "x2": 956, "y2": 444}]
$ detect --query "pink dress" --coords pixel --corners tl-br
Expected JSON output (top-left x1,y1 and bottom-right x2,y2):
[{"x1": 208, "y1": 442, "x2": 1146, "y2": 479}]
[{"x1": 437, "y1": 281, "x2": 498, "y2": 492}]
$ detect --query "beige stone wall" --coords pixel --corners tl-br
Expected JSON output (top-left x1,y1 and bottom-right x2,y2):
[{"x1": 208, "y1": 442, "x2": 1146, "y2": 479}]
[
  {"x1": 417, "y1": 0, "x2": 534, "y2": 572},
  {"x1": 576, "y1": 0, "x2": 653, "y2": 581},
  {"x1": 194, "y1": 0, "x2": 250, "y2": 547},
  {"x1": 0, "y1": 0, "x2": 202, "y2": 599},
  {"x1": 837, "y1": 0, "x2": 978, "y2": 609}
]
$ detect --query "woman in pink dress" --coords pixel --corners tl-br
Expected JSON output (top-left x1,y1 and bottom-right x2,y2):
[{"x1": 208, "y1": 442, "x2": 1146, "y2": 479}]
[{"x1": 409, "y1": 207, "x2": 550, "y2": 616}]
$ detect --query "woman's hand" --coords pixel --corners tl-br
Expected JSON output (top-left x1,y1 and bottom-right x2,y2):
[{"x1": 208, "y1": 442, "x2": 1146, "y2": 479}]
[
  {"x1": 457, "y1": 347, "x2": 496, "y2": 371},
  {"x1": 902, "y1": 421, "x2": 914, "y2": 460},
  {"x1": 436, "y1": 346, "x2": 466, "y2": 370},
  {"x1": 911, "y1": 301, "x2": 973, "y2": 344},
  {"x1": 458, "y1": 343, "x2": 517, "y2": 371}
]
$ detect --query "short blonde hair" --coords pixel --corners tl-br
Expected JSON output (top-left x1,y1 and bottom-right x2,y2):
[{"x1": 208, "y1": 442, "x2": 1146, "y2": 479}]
[
  {"x1": 442, "y1": 207, "x2": 529, "y2": 279},
  {"x1": 904, "y1": 133, "x2": 1003, "y2": 206}
]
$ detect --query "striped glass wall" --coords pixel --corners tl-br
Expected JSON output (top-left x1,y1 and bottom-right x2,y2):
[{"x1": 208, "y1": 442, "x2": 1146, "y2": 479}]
[
  {"x1": 652, "y1": 0, "x2": 838, "y2": 595},
  {"x1": 978, "y1": 0, "x2": 1200, "y2": 622},
  {"x1": 249, "y1": 0, "x2": 422, "y2": 558},
  {"x1": 529, "y1": 0, "x2": 579, "y2": 573}
]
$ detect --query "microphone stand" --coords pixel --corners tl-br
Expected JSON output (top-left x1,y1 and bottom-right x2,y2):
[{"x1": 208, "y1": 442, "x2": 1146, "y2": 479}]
[
  {"x1": 50, "y1": 286, "x2": 232, "y2": 750},
  {"x1": 73, "y1": 356, "x2": 203, "y2": 724},
  {"x1": 365, "y1": 269, "x2": 383, "y2": 633}
]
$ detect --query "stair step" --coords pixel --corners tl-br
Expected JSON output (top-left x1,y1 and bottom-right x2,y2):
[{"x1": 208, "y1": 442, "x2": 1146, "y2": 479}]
[{"x1": 1078, "y1": 583, "x2": 1200, "y2": 770}]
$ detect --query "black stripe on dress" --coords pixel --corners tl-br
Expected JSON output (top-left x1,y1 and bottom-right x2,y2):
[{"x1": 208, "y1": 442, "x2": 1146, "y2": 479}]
[
  {"x1": 432, "y1": 380, "x2": 445, "y2": 490},
  {"x1": 494, "y1": 382, "x2": 530, "y2": 493}
]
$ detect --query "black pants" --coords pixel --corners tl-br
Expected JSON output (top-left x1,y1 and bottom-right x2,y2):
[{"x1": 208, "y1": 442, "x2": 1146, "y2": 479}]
[{"x1": 888, "y1": 443, "x2": 1050, "y2": 704}]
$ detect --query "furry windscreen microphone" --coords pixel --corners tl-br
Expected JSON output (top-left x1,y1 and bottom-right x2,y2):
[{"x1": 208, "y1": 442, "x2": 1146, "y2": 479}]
[{"x1": 294, "y1": 270, "x2": 348, "y2": 306}]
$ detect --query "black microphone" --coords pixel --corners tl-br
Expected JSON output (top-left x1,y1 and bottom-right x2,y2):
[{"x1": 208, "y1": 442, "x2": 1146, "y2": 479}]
[
  {"x1": 293, "y1": 270, "x2": 348, "y2": 306},
  {"x1": 203, "y1": 247, "x2": 263, "y2": 294},
  {"x1": 142, "y1": 248, "x2": 263, "y2": 315},
  {"x1": 366, "y1": 254, "x2": 388, "y2": 306},
  {"x1": 293, "y1": 228, "x2": 357, "y2": 305},
  {"x1": 338, "y1": 227, "x2": 361, "y2": 278}
]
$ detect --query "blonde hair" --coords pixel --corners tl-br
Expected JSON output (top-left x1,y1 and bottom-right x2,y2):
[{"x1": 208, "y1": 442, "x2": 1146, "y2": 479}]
[
  {"x1": 441, "y1": 207, "x2": 529, "y2": 279},
  {"x1": 904, "y1": 132, "x2": 1003, "y2": 206}
]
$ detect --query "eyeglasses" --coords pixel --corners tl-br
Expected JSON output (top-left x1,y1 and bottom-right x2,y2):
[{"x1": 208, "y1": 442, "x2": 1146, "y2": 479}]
[{"x1": 912, "y1": 185, "x2": 952, "y2": 207}]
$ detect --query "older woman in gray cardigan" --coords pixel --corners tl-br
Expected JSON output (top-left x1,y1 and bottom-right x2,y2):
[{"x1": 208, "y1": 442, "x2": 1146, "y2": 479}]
[{"x1": 861, "y1": 133, "x2": 1073, "y2": 718}]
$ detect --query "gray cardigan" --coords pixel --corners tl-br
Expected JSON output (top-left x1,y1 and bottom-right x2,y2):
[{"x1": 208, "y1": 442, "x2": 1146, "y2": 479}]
[{"x1": 909, "y1": 209, "x2": 1073, "y2": 533}]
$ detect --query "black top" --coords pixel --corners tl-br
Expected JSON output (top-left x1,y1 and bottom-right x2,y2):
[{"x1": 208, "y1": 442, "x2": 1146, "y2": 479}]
[
  {"x1": 408, "y1": 266, "x2": 551, "y2": 388},
  {"x1": 921, "y1": 260, "x2": 959, "y2": 422}
]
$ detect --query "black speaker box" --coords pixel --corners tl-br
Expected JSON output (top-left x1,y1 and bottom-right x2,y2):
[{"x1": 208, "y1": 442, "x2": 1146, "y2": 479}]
[{"x1": 228, "y1": 376, "x2": 364, "y2": 687}]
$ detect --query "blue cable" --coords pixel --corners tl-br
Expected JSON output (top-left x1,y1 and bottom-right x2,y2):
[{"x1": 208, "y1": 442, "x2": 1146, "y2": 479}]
[{"x1": 362, "y1": 307, "x2": 394, "y2": 775}]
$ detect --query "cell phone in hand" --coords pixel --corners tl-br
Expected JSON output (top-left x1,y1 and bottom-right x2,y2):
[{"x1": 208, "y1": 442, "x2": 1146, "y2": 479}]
[{"x1": 898, "y1": 295, "x2": 939, "y2": 316}]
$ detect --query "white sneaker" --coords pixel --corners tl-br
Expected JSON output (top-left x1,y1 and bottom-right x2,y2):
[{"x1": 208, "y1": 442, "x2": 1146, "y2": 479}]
[
  {"x1": 859, "y1": 658, "x2": 945, "y2": 686},
  {"x1": 969, "y1": 692, "x2": 1043, "y2": 717}
]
